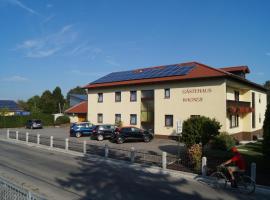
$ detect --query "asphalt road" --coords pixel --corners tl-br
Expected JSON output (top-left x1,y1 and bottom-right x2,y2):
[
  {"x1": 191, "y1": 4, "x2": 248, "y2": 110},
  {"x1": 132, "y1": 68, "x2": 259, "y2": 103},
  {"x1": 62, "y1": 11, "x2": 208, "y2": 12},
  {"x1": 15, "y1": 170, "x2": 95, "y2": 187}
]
[{"x1": 0, "y1": 140, "x2": 268, "y2": 200}]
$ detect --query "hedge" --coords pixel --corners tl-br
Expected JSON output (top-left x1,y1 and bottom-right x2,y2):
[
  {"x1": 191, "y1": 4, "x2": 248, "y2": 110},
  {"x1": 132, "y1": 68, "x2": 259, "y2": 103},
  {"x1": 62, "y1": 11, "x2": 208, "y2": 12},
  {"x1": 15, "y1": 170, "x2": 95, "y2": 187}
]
[
  {"x1": 0, "y1": 113, "x2": 54, "y2": 128},
  {"x1": 55, "y1": 115, "x2": 70, "y2": 125}
]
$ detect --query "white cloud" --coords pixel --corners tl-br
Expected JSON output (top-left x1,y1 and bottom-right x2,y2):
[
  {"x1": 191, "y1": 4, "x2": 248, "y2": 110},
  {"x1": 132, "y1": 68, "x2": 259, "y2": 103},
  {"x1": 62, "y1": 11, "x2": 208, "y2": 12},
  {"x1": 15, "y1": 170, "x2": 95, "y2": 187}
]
[
  {"x1": 43, "y1": 14, "x2": 55, "y2": 24},
  {"x1": 16, "y1": 24, "x2": 77, "y2": 58},
  {"x1": 6, "y1": 0, "x2": 40, "y2": 15},
  {"x1": 105, "y1": 56, "x2": 120, "y2": 67},
  {"x1": 2, "y1": 75, "x2": 28, "y2": 82}
]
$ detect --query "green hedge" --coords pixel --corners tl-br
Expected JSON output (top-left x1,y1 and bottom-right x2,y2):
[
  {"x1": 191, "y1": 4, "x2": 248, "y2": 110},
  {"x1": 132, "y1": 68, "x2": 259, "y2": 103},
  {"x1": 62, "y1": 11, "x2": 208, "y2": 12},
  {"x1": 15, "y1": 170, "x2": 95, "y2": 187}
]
[
  {"x1": 211, "y1": 132, "x2": 236, "y2": 151},
  {"x1": 55, "y1": 115, "x2": 70, "y2": 125},
  {"x1": 0, "y1": 113, "x2": 54, "y2": 128}
]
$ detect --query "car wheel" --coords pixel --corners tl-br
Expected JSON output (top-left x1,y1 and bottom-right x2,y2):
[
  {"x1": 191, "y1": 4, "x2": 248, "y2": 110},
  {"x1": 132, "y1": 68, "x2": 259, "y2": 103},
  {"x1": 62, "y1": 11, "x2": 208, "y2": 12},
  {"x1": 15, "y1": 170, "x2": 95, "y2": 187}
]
[
  {"x1": 97, "y1": 135, "x2": 104, "y2": 141},
  {"x1": 143, "y1": 135, "x2": 150, "y2": 143},
  {"x1": 117, "y1": 137, "x2": 124, "y2": 144},
  {"x1": 76, "y1": 132, "x2": 82, "y2": 138}
]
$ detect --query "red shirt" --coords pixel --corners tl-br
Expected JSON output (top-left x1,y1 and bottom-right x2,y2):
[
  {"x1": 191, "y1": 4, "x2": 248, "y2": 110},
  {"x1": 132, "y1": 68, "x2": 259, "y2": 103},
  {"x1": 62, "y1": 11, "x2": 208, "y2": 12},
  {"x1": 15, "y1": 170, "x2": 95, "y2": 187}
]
[{"x1": 231, "y1": 153, "x2": 246, "y2": 170}]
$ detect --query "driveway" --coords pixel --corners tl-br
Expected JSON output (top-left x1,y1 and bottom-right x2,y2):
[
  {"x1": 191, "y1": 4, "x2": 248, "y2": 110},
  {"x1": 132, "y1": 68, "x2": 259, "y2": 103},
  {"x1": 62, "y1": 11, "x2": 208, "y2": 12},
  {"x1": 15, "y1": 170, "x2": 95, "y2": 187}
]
[{"x1": 0, "y1": 127, "x2": 182, "y2": 155}]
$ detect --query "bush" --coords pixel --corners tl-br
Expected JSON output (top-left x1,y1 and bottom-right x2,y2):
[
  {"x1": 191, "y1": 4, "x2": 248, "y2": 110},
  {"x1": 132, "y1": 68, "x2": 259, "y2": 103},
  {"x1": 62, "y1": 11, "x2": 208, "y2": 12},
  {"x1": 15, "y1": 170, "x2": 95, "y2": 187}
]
[
  {"x1": 211, "y1": 132, "x2": 236, "y2": 151},
  {"x1": 55, "y1": 115, "x2": 70, "y2": 125},
  {"x1": 263, "y1": 103, "x2": 270, "y2": 158},
  {"x1": 0, "y1": 113, "x2": 54, "y2": 128},
  {"x1": 181, "y1": 116, "x2": 221, "y2": 147},
  {"x1": 187, "y1": 144, "x2": 202, "y2": 172}
]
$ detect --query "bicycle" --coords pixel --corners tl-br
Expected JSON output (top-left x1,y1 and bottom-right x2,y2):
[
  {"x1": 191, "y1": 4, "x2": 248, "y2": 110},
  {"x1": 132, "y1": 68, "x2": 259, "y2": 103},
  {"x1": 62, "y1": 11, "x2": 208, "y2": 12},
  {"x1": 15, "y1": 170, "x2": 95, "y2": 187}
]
[{"x1": 210, "y1": 165, "x2": 256, "y2": 194}]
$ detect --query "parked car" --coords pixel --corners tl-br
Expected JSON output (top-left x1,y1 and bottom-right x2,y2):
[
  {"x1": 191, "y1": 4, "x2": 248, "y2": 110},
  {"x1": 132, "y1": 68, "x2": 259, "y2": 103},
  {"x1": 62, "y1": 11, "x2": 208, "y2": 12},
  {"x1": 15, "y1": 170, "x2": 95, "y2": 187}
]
[
  {"x1": 91, "y1": 124, "x2": 117, "y2": 141},
  {"x1": 25, "y1": 119, "x2": 43, "y2": 129},
  {"x1": 70, "y1": 122, "x2": 95, "y2": 138},
  {"x1": 112, "y1": 126, "x2": 153, "y2": 144}
]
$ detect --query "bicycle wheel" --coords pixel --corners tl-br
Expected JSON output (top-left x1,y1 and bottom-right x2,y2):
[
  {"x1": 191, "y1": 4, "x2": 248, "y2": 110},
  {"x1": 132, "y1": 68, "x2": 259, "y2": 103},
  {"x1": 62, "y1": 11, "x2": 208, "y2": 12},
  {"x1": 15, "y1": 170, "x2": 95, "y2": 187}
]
[
  {"x1": 210, "y1": 172, "x2": 228, "y2": 188},
  {"x1": 237, "y1": 175, "x2": 256, "y2": 194}
]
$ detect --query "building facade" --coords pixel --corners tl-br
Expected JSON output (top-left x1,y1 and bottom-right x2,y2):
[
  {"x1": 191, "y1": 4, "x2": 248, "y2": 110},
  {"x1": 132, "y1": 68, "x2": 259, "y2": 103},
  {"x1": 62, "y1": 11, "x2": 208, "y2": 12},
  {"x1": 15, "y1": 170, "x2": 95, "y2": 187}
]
[{"x1": 84, "y1": 62, "x2": 267, "y2": 140}]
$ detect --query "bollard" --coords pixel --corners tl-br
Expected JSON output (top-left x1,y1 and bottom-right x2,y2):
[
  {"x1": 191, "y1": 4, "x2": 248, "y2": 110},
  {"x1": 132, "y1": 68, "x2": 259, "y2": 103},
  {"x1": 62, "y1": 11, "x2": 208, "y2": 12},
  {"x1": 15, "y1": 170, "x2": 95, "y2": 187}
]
[
  {"x1": 50, "y1": 136, "x2": 53, "y2": 148},
  {"x1": 130, "y1": 147, "x2": 135, "y2": 163},
  {"x1": 83, "y1": 140, "x2": 86, "y2": 154},
  {"x1": 37, "y1": 134, "x2": 40, "y2": 145},
  {"x1": 201, "y1": 157, "x2": 207, "y2": 177},
  {"x1": 251, "y1": 162, "x2": 256, "y2": 182},
  {"x1": 162, "y1": 152, "x2": 167, "y2": 170},
  {"x1": 105, "y1": 144, "x2": 109, "y2": 158},
  {"x1": 26, "y1": 132, "x2": 29, "y2": 143},
  {"x1": 7, "y1": 129, "x2": 9, "y2": 139},
  {"x1": 65, "y1": 138, "x2": 69, "y2": 151},
  {"x1": 16, "y1": 131, "x2": 19, "y2": 141}
]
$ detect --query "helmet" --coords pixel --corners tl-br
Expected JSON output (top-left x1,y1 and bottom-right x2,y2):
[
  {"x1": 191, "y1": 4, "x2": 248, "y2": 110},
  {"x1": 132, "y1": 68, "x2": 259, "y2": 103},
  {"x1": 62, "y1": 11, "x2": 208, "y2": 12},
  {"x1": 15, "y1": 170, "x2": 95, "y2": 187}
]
[{"x1": 231, "y1": 146, "x2": 238, "y2": 153}]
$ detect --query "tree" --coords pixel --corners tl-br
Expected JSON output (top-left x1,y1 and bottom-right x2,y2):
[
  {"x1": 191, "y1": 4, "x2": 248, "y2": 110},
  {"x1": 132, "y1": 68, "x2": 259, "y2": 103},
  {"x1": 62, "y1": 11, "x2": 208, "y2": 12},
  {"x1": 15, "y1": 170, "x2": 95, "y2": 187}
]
[
  {"x1": 17, "y1": 100, "x2": 29, "y2": 111},
  {"x1": 27, "y1": 95, "x2": 42, "y2": 113},
  {"x1": 52, "y1": 86, "x2": 65, "y2": 113},
  {"x1": 66, "y1": 86, "x2": 86, "y2": 105},
  {"x1": 263, "y1": 103, "x2": 270, "y2": 158},
  {"x1": 0, "y1": 107, "x2": 9, "y2": 128},
  {"x1": 181, "y1": 116, "x2": 221, "y2": 147},
  {"x1": 40, "y1": 90, "x2": 55, "y2": 114},
  {"x1": 264, "y1": 81, "x2": 270, "y2": 104}
]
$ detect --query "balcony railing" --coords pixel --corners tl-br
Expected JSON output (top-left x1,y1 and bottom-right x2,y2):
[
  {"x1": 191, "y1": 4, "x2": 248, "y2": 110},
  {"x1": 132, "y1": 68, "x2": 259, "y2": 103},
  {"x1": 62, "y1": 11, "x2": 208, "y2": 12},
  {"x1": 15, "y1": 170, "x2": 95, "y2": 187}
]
[
  {"x1": 227, "y1": 100, "x2": 251, "y2": 108},
  {"x1": 226, "y1": 100, "x2": 253, "y2": 114}
]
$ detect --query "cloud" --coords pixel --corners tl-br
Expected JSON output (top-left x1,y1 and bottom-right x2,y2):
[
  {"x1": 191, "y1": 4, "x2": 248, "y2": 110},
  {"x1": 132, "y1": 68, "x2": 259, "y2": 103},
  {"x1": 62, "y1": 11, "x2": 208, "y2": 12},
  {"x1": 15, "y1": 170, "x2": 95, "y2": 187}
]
[
  {"x1": 254, "y1": 72, "x2": 265, "y2": 76},
  {"x1": 2, "y1": 75, "x2": 28, "y2": 82},
  {"x1": 43, "y1": 14, "x2": 55, "y2": 24},
  {"x1": 16, "y1": 24, "x2": 77, "y2": 58},
  {"x1": 6, "y1": 0, "x2": 40, "y2": 15},
  {"x1": 105, "y1": 56, "x2": 120, "y2": 67}
]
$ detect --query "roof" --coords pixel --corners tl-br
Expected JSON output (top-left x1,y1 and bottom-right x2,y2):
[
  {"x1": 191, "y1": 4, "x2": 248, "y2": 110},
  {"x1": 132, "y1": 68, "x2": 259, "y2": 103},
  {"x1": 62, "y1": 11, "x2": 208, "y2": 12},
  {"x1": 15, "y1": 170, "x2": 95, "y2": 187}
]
[
  {"x1": 65, "y1": 101, "x2": 87, "y2": 114},
  {"x1": 220, "y1": 66, "x2": 250, "y2": 74},
  {"x1": 84, "y1": 62, "x2": 267, "y2": 92},
  {"x1": 69, "y1": 94, "x2": 87, "y2": 101},
  {"x1": 0, "y1": 100, "x2": 22, "y2": 112}
]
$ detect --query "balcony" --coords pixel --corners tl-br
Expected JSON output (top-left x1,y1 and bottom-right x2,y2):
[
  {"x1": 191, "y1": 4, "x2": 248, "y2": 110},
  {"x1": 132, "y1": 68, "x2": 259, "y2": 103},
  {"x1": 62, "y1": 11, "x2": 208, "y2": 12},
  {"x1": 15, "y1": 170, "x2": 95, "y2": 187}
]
[{"x1": 227, "y1": 100, "x2": 253, "y2": 114}]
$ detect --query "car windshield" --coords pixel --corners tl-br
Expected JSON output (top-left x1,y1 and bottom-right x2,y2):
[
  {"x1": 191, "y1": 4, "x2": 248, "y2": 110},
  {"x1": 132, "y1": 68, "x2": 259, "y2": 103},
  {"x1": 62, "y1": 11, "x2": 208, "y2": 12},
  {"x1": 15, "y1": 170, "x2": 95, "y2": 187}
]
[{"x1": 34, "y1": 120, "x2": 41, "y2": 123}]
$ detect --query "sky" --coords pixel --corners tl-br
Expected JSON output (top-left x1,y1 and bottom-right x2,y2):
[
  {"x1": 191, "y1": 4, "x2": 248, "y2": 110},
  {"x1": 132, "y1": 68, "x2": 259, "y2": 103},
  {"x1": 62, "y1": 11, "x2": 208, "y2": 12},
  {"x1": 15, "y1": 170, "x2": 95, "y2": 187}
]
[{"x1": 0, "y1": 0, "x2": 270, "y2": 101}]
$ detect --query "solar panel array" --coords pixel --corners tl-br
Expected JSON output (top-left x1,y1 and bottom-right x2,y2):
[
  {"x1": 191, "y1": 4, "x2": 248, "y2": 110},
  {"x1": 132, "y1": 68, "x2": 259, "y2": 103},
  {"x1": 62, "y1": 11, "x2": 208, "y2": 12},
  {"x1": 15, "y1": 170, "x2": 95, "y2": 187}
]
[
  {"x1": 0, "y1": 100, "x2": 21, "y2": 111},
  {"x1": 91, "y1": 65, "x2": 195, "y2": 84}
]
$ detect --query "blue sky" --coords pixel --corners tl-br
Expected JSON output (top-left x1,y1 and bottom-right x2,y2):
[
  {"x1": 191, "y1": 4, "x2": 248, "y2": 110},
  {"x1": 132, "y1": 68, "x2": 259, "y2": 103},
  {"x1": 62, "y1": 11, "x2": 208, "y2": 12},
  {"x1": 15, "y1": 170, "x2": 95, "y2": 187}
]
[{"x1": 0, "y1": 0, "x2": 270, "y2": 100}]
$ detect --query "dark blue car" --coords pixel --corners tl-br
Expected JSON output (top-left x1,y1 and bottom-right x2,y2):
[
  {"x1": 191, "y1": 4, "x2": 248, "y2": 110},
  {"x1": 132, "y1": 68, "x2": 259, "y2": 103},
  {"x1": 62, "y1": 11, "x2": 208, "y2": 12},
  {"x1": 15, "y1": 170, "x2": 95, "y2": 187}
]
[{"x1": 70, "y1": 122, "x2": 95, "y2": 138}]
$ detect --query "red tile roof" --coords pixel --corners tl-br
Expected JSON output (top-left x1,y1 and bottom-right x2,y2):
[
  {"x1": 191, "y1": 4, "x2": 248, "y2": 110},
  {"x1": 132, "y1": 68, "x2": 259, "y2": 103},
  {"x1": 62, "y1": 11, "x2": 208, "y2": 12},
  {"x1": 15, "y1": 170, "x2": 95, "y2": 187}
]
[
  {"x1": 65, "y1": 101, "x2": 87, "y2": 114},
  {"x1": 220, "y1": 66, "x2": 250, "y2": 74},
  {"x1": 83, "y1": 62, "x2": 266, "y2": 92}
]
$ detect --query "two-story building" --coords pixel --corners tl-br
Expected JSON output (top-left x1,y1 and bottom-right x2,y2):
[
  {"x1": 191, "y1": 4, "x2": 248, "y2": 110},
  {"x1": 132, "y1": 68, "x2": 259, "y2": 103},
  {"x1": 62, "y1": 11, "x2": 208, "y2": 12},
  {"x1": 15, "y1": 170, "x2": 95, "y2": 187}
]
[{"x1": 84, "y1": 62, "x2": 267, "y2": 141}]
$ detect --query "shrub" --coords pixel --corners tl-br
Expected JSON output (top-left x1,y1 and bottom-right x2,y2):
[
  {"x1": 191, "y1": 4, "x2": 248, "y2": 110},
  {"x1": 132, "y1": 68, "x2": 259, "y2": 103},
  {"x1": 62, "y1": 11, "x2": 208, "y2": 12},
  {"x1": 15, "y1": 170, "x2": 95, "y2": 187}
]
[
  {"x1": 263, "y1": 103, "x2": 270, "y2": 158},
  {"x1": 55, "y1": 115, "x2": 70, "y2": 125},
  {"x1": 187, "y1": 144, "x2": 202, "y2": 172},
  {"x1": 211, "y1": 132, "x2": 236, "y2": 151},
  {"x1": 181, "y1": 116, "x2": 221, "y2": 147}
]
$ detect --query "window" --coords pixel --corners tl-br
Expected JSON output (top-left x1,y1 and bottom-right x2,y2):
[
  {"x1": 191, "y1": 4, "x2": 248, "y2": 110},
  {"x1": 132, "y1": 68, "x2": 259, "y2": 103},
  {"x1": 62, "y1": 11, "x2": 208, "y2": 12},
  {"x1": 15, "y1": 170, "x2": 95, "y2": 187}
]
[
  {"x1": 115, "y1": 91, "x2": 121, "y2": 102},
  {"x1": 98, "y1": 93, "x2": 103, "y2": 103},
  {"x1": 230, "y1": 114, "x2": 239, "y2": 128},
  {"x1": 234, "y1": 91, "x2": 240, "y2": 101},
  {"x1": 164, "y1": 88, "x2": 170, "y2": 99},
  {"x1": 115, "y1": 114, "x2": 121, "y2": 124},
  {"x1": 130, "y1": 91, "x2": 137, "y2": 102},
  {"x1": 165, "y1": 115, "x2": 173, "y2": 127},
  {"x1": 97, "y1": 113, "x2": 103, "y2": 123},
  {"x1": 130, "y1": 114, "x2": 137, "y2": 125}
]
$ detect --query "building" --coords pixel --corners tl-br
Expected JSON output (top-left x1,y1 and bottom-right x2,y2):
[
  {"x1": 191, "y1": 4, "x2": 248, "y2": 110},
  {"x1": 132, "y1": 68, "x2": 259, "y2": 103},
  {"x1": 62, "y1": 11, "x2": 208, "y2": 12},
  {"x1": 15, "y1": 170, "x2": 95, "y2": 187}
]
[
  {"x1": 69, "y1": 94, "x2": 87, "y2": 107},
  {"x1": 84, "y1": 62, "x2": 267, "y2": 140},
  {"x1": 65, "y1": 101, "x2": 88, "y2": 123},
  {"x1": 0, "y1": 100, "x2": 27, "y2": 116}
]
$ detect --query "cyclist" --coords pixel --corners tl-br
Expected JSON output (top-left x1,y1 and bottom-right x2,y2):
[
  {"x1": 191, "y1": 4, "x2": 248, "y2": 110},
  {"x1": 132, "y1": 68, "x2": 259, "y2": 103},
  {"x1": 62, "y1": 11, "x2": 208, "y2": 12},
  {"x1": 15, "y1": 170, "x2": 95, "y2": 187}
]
[{"x1": 221, "y1": 146, "x2": 246, "y2": 187}]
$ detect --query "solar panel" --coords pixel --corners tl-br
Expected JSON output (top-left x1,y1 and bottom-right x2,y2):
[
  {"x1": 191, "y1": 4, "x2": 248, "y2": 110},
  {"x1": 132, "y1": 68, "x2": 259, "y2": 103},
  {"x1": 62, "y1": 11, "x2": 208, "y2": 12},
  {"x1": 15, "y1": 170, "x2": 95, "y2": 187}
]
[
  {"x1": 0, "y1": 100, "x2": 21, "y2": 111},
  {"x1": 91, "y1": 65, "x2": 195, "y2": 84}
]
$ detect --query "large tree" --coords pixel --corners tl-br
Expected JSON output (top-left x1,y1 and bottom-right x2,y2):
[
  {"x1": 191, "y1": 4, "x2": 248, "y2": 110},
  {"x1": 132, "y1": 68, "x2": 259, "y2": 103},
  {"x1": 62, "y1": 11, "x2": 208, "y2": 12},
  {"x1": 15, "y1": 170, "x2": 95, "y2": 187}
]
[
  {"x1": 263, "y1": 103, "x2": 270, "y2": 158},
  {"x1": 27, "y1": 95, "x2": 42, "y2": 113},
  {"x1": 264, "y1": 81, "x2": 270, "y2": 104},
  {"x1": 52, "y1": 86, "x2": 65, "y2": 113},
  {"x1": 40, "y1": 90, "x2": 55, "y2": 114}
]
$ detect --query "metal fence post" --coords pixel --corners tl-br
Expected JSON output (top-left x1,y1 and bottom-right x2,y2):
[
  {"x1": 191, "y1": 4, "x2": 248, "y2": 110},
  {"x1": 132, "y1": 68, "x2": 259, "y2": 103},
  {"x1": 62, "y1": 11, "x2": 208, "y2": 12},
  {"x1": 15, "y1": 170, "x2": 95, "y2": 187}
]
[
  {"x1": 7, "y1": 129, "x2": 9, "y2": 139},
  {"x1": 83, "y1": 140, "x2": 86, "y2": 154},
  {"x1": 130, "y1": 147, "x2": 135, "y2": 163},
  {"x1": 65, "y1": 138, "x2": 69, "y2": 151},
  {"x1": 37, "y1": 134, "x2": 40, "y2": 145},
  {"x1": 201, "y1": 156, "x2": 207, "y2": 177},
  {"x1": 105, "y1": 144, "x2": 109, "y2": 158},
  {"x1": 26, "y1": 132, "x2": 29, "y2": 143},
  {"x1": 50, "y1": 136, "x2": 53, "y2": 148},
  {"x1": 16, "y1": 131, "x2": 19, "y2": 141},
  {"x1": 162, "y1": 152, "x2": 167, "y2": 170},
  {"x1": 251, "y1": 162, "x2": 256, "y2": 182}
]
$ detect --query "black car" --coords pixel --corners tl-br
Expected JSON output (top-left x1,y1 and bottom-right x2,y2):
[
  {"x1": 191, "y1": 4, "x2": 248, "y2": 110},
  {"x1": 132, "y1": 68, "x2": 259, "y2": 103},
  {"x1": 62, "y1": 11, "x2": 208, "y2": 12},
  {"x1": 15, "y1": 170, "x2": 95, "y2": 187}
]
[
  {"x1": 113, "y1": 126, "x2": 153, "y2": 144},
  {"x1": 25, "y1": 119, "x2": 43, "y2": 129},
  {"x1": 91, "y1": 124, "x2": 117, "y2": 141}
]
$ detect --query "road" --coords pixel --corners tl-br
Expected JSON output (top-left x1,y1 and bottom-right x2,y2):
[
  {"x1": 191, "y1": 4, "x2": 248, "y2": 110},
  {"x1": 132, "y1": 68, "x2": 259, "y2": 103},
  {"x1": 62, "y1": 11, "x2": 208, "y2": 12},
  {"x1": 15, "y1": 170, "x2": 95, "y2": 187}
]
[{"x1": 0, "y1": 140, "x2": 268, "y2": 200}]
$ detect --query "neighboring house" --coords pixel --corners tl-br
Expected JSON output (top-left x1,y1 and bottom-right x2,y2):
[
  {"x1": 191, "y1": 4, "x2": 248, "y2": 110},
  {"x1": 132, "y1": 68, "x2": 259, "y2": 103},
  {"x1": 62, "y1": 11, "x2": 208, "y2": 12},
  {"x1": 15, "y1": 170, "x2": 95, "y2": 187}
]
[
  {"x1": 69, "y1": 94, "x2": 87, "y2": 107},
  {"x1": 65, "y1": 101, "x2": 87, "y2": 123},
  {"x1": 84, "y1": 61, "x2": 267, "y2": 141},
  {"x1": 0, "y1": 100, "x2": 27, "y2": 116}
]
